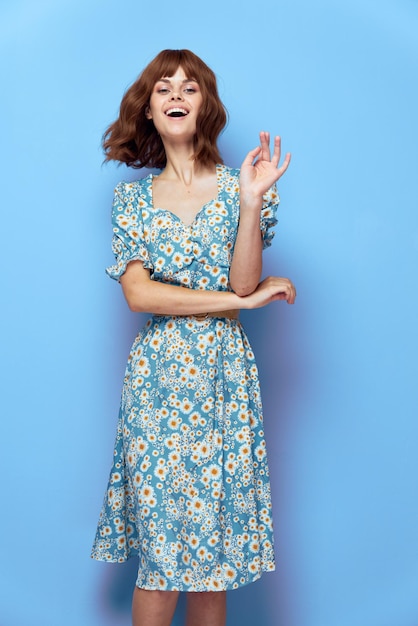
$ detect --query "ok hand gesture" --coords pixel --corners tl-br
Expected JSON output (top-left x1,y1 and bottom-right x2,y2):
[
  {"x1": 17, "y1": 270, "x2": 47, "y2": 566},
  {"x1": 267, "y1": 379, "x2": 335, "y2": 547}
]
[{"x1": 240, "y1": 131, "x2": 291, "y2": 201}]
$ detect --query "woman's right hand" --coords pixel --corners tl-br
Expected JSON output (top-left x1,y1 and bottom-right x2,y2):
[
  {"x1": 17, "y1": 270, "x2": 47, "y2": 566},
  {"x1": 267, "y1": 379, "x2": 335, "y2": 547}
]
[{"x1": 241, "y1": 276, "x2": 297, "y2": 309}]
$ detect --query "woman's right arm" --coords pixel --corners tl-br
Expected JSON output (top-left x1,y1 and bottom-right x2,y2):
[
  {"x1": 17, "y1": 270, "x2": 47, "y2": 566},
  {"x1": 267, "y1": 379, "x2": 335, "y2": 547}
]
[{"x1": 120, "y1": 260, "x2": 296, "y2": 314}]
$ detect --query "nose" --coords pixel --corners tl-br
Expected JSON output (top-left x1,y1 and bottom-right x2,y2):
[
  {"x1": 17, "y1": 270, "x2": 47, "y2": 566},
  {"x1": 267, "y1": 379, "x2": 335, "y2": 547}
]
[{"x1": 170, "y1": 90, "x2": 183, "y2": 101}]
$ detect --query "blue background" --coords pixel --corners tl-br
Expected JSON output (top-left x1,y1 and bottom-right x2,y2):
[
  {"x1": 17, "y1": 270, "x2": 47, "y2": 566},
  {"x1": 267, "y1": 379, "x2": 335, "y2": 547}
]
[{"x1": 1, "y1": 0, "x2": 418, "y2": 625}]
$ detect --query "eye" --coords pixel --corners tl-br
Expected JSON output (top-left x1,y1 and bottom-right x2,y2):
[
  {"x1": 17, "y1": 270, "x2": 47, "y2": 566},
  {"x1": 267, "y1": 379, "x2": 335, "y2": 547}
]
[
  {"x1": 157, "y1": 87, "x2": 169, "y2": 94},
  {"x1": 184, "y1": 87, "x2": 197, "y2": 94}
]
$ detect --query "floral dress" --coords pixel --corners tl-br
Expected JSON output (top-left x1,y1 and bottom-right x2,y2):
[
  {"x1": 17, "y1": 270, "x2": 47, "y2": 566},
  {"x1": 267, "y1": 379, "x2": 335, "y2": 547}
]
[{"x1": 91, "y1": 164, "x2": 280, "y2": 591}]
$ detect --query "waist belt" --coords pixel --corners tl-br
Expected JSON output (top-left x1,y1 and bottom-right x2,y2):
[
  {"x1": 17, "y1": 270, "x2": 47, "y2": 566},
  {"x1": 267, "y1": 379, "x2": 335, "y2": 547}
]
[
  {"x1": 191, "y1": 309, "x2": 239, "y2": 321},
  {"x1": 154, "y1": 309, "x2": 239, "y2": 321}
]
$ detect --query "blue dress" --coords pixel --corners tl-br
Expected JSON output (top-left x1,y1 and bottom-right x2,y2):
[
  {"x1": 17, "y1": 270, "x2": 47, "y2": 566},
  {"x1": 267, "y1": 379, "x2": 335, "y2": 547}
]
[{"x1": 91, "y1": 164, "x2": 280, "y2": 591}]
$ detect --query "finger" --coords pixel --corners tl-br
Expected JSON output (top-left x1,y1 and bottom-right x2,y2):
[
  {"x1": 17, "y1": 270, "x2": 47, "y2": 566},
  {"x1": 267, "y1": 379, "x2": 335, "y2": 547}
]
[
  {"x1": 273, "y1": 278, "x2": 296, "y2": 304},
  {"x1": 259, "y1": 130, "x2": 271, "y2": 162},
  {"x1": 271, "y1": 136, "x2": 282, "y2": 168},
  {"x1": 287, "y1": 281, "x2": 297, "y2": 304},
  {"x1": 271, "y1": 292, "x2": 288, "y2": 304},
  {"x1": 242, "y1": 145, "x2": 261, "y2": 166},
  {"x1": 276, "y1": 152, "x2": 291, "y2": 178}
]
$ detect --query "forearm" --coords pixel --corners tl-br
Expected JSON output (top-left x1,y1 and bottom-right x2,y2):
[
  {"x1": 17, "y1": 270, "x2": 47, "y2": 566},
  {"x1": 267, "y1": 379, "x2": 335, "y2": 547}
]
[
  {"x1": 229, "y1": 199, "x2": 263, "y2": 296},
  {"x1": 121, "y1": 273, "x2": 243, "y2": 315}
]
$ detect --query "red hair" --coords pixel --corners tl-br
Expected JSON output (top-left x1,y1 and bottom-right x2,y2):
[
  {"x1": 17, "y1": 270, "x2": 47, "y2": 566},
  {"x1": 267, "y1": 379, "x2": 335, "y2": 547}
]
[{"x1": 103, "y1": 49, "x2": 228, "y2": 169}]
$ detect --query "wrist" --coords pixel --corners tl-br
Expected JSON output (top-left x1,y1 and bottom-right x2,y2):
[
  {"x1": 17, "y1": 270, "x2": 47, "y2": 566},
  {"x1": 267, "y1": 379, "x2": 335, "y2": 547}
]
[
  {"x1": 239, "y1": 192, "x2": 263, "y2": 211},
  {"x1": 233, "y1": 292, "x2": 252, "y2": 310},
  {"x1": 239, "y1": 200, "x2": 263, "y2": 221}
]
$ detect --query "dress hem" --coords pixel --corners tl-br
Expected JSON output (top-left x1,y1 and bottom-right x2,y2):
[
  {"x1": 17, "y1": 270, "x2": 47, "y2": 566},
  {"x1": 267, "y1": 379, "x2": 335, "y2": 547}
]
[{"x1": 90, "y1": 552, "x2": 275, "y2": 592}]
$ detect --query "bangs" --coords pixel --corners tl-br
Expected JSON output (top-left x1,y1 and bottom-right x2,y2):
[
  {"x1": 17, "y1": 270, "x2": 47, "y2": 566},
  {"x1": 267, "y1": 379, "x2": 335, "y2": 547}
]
[{"x1": 150, "y1": 50, "x2": 207, "y2": 83}]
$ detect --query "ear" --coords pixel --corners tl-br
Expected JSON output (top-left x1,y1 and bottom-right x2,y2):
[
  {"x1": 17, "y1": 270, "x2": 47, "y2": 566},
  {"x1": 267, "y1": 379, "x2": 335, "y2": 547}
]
[{"x1": 145, "y1": 106, "x2": 152, "y2": 120}]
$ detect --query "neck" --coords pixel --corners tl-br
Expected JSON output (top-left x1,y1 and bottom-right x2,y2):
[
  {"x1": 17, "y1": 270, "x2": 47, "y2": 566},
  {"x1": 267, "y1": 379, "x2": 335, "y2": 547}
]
[{"x1": 160, "y1": 142, "x2": 212, "y2": 185}]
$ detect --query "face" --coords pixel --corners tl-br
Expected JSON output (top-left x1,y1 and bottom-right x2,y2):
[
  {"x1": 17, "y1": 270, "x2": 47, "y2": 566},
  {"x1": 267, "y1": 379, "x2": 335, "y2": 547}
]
[{"x1": 146, "y1": 66, "x2": 203, "y2": 141}]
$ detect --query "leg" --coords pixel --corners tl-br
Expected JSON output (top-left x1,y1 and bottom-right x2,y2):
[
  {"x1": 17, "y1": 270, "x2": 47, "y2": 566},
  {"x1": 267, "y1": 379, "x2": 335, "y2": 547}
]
[
  {"x1": 132, "y1": 587, "x2": 179, "y2": 626},
  {"x1": 185, "y1": 591, "x2": 227, "y2": 626}
]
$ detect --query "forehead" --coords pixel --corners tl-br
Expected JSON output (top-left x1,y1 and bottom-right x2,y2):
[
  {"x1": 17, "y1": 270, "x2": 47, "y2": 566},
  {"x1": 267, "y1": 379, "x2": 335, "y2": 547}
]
[{"x1": 157, "y1": 66, "x2": 197, "y2": 82}]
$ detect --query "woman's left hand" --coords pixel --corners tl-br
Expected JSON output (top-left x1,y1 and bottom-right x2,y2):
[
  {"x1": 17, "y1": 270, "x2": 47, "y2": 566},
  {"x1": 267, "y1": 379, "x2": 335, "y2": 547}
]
[{"x1": 240, "y1": 131, "x2": 291, "y2": 201}]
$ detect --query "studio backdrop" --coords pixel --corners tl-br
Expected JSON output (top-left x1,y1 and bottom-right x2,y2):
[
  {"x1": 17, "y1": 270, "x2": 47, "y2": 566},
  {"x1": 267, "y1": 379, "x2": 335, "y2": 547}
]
[{"x1": 1, "y1": 1, "x2": 418, "y2": 625}]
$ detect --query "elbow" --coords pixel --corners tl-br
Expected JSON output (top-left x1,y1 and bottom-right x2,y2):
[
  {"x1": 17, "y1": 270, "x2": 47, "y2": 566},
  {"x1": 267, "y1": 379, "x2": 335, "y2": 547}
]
[
  {"x1": 234, "y1": 287, "x2": 255, "y2": 297},
  {"x1": 123, "y1": 290, "x2": 148, "y2": 313},
  {"x1": 229, "y1": 268, "x2": 261, "y2": 298},
  {"x1": 231, "y1": 282, "x2": 257, "y2": 297},
  {"x1": 127, "y1": 301, "x2": 143, "y2": 313},
  {"x1": 127, "y1": 298, "x2": 148, "y2": 313}
]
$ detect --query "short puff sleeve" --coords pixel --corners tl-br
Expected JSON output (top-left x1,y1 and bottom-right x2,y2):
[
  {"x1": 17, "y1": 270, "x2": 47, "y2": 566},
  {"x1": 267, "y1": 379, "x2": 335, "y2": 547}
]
[
  {"x1": 105, "y1": 182, "x2": 153, "y2": 281},
  {"x1": 260, "y1": 185, "x2": 280, "y2": 250}
]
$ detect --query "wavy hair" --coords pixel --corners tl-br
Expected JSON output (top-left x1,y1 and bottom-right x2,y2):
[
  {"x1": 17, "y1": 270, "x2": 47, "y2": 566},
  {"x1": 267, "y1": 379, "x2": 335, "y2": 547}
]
[{"x1": 103, "y1": 49, "x2": 228, "y2": 169}]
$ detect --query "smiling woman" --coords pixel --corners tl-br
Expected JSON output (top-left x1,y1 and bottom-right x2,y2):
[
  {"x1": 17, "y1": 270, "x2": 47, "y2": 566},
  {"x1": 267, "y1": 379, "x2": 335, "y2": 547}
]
[
  {"x1": 92, "y1": 48, "x2": 295, "y2": 626},
  {"x1": 102, "y1": 49, "x2": 227, "y2": 170}
]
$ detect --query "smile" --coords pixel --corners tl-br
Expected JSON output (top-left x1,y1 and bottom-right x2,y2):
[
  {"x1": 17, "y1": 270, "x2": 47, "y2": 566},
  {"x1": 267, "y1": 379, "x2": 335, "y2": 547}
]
[{"x1": 165, "y1": 108, "x2": 189, "y2": 117}]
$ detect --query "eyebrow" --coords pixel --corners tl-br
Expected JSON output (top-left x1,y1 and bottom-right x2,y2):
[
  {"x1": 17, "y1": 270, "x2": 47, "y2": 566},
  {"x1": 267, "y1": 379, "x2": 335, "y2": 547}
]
[{"x1": 157, "y1": 78, "x2": 198, "y2": 84}]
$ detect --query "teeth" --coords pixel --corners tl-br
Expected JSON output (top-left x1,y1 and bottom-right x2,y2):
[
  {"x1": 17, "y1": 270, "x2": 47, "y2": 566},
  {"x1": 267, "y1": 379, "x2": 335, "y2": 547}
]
[{"x1": 166, "y1": 108, "x2": 188, "y2": 117}]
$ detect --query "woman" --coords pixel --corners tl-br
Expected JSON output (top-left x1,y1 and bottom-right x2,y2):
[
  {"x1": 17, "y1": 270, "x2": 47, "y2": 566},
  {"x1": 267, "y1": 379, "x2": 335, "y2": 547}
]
[{"x1": 91, "y1": 49, "x2": 296, "y2": 626}]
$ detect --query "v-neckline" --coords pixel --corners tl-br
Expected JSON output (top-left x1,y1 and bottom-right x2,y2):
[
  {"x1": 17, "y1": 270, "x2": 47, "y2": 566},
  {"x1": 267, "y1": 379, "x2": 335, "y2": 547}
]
[{"x1": 149, "y1": 164, "x2": 222, "y2": 228}]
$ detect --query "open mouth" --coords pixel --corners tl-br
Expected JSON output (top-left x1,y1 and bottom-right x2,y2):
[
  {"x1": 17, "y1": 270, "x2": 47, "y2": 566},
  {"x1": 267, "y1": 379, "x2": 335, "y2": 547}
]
[{"x1": 165, "y1": 108, "x2": 188, "y2": 117}]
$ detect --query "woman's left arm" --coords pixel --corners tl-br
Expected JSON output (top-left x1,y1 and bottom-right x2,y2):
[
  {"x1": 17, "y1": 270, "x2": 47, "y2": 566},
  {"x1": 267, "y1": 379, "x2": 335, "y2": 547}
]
[{"x1": 229, "y1": 132, "x2": 291, "y2": 296}]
